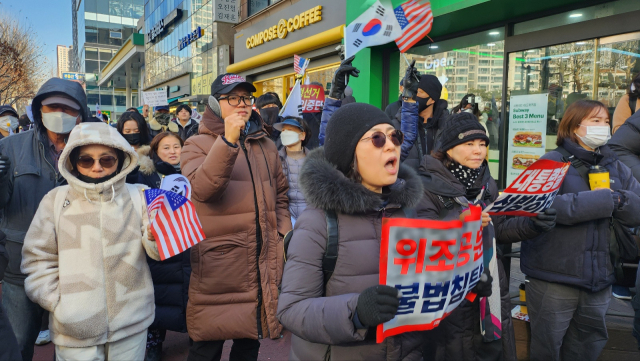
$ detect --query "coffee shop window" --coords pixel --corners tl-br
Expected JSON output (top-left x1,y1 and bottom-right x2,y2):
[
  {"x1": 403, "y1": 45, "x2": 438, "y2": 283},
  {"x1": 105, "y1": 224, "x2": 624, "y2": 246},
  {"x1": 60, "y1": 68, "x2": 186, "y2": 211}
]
[{"x1": 248, "y1": 0, "x2": 281, "y2": 16}]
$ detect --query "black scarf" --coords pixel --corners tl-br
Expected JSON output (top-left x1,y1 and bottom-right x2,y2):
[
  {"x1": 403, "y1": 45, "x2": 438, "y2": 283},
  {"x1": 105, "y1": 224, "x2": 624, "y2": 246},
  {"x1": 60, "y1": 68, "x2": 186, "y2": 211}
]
[{"x1": 447, "y1": 162, "x2": 481, "y2": 190}]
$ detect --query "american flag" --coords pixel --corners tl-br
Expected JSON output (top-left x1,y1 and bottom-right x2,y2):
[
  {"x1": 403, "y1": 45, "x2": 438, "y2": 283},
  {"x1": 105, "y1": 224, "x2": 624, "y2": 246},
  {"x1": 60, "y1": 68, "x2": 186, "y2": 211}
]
[
  {"x1": 394, "y1": 0, "x2": 433, "y2": 53},
  {"x1": 145, "y1": 189, "x2": 205, "y2": 260},
  {"x1": 293, "y1": 54, "x2": 310, "y2": 75}
]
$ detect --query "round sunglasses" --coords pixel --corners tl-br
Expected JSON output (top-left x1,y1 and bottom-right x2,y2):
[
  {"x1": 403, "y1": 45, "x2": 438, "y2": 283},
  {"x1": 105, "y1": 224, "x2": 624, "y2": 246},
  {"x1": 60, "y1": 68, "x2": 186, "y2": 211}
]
[
  {"x1": 76, "y1": 155, "x2": 118, "y2": 169},
  {"x1": 360, "y1": 130, "x2": 404, "y2": 148}
]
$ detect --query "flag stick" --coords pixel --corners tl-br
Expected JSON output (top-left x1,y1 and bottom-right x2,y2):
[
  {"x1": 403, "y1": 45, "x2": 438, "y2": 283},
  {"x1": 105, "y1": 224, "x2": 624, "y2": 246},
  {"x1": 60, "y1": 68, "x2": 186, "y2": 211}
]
[{"x1": 401, "y1": 53, "x2": 421, "y2": 82}]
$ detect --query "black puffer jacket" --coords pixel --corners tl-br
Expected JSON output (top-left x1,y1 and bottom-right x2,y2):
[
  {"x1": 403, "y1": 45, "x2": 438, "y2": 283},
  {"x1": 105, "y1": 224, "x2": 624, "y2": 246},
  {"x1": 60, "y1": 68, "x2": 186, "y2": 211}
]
[
  {"x1": 609, "y1": 110, "x2": 640, "y2": 181},
  {"x1": 397, "y1": 99, "x2": 449, "y2": 170},
  {"x1": 416, "y1": 155, "x2": 541, "y2": 361},
  {"x1": 132, "y1": 146, "x2": 191, "y2": 333}
]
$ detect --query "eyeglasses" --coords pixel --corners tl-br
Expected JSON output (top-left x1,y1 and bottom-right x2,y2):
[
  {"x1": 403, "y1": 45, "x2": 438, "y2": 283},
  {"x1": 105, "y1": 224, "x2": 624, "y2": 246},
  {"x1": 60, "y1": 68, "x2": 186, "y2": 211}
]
[
  {"x1": 76, "y1": 155, "x2": 117, "y2": 169},
  {"x1": 218, "y1": 95, "x2": 255, "y2": 106},
  {"x1": 360, "y1": 130, "x2": 404, "y2": 148}
]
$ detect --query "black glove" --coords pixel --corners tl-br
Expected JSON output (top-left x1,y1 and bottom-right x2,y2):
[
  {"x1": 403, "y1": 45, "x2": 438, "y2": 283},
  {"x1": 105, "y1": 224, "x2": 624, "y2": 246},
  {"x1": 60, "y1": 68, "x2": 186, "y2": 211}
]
[
  {"x1": 473, "y1": 270, "x2": 493, "y2": 297},
  {"x1": 401, "y1": 59, "x2": 420, "y2": 99},
  {"x1": 329, "y1": 55, "x2": 360, "y2": 99},
  {"x1": 355, "y1": 285, "x2": 400, "y2": 328},
  {"x1": 0, "y1": 155, "x2": 9, "y2": 180},
  {"x1": 530, "y1": 208, "x2": 557, "y2": 232}
]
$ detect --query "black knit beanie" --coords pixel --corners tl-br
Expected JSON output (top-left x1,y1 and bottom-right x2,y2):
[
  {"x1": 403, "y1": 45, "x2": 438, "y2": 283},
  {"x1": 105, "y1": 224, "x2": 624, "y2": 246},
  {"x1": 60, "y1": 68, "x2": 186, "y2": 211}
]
[
  {"x1": 438, "y1": 112, "x2": 490, "y2": 152},
  {"x1": 418, "y1": 74, "x2": 442, "y2": 103},
  {"x1": 324, "y1": 103, "x2": 394, "y2": 175}
]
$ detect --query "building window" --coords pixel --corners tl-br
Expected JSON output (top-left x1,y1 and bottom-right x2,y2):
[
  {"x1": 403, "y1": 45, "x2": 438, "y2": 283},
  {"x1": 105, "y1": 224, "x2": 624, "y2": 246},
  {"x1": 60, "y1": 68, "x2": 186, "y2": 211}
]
[
  {"x1": 110, "y1": 31, "x2": 122, "y2": 39},
  {"x1": 248, "y1": 0, "x2": 279, "y2": 17}
]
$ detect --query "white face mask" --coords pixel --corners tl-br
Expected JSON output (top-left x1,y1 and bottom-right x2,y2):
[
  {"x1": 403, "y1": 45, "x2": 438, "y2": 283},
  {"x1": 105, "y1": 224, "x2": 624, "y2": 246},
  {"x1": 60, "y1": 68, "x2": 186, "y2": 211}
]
[
  {"x1": 280, "y1": 130, "x2": 301, "y2": 147},
  {"x1": 41, "y1": 112, "x2": 78, "y2": 134},
  {"x1": 0, "y1": 115, "x2": 18, "y2": 133},
  {"x1": 575, "y1": 125, "x2": 611, "y2": 149}
]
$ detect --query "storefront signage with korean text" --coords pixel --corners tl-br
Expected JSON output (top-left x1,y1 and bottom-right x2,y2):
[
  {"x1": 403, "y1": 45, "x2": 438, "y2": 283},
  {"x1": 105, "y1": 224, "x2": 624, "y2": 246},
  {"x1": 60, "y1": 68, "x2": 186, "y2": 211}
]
[
  {"x1": 484, "y1": 159, "x2": 569, "y2": 217},
  {"x1": 191, "y1": 72, "x2": 215, "y2": 96},
  {"x1": 300, "y1": 84, "x2": 324, "y2": 113},
  {"x1": 179, "y1": 27, "x2": 204, "y2": 50},
  {"x1": 245, "y1": 5, "x2": 322, "y2": 49},
  {"x1": 507, "y1": 93, "x2": 549, "y2": 185},
  {"x1": 148, "y1": 19, "x2": 165, "y2": 42},
  {"x1": 214, "y1": 0, "x2": 238, "y2": 24},
  {"x1": 378, "y1": 206, "x2": 484, "y2": 342}
]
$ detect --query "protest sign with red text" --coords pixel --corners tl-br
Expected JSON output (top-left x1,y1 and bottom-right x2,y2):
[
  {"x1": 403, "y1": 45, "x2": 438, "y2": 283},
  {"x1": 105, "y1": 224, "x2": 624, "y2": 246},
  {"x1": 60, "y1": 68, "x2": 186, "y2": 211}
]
[
  {"x1": 300, "y1": 84, "x2": 325, "y2": 113},
  {"x1": 377, "y1": 206, "x2": 484, "y2": 343},
  {"x1": 484, "y1": 159, "x2": 569, "y2": 217}
]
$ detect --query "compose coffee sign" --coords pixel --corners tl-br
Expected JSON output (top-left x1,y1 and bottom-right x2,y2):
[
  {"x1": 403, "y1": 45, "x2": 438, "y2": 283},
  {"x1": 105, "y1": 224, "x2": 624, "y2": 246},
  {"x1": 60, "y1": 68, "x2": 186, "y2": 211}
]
[{"x1": 245, "y1": 5, "x2": 323, "y2": 49}]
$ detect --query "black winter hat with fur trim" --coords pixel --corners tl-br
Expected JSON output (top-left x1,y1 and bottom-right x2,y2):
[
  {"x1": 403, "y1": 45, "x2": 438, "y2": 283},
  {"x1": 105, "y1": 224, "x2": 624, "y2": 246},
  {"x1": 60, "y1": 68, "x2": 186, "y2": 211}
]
[
  {"x1": 438, "y1": 112, "x2": 490, "y2": 152},
  {"x1": 324, "y1": 103, "x2": 394, "y2": 175}
]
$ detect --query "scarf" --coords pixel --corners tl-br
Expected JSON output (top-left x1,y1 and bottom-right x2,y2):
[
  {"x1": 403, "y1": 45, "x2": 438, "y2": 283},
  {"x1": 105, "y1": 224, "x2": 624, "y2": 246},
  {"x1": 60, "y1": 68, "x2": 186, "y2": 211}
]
[{"x1": 447, "y1": 163, "x2": 481, "y2": 190}]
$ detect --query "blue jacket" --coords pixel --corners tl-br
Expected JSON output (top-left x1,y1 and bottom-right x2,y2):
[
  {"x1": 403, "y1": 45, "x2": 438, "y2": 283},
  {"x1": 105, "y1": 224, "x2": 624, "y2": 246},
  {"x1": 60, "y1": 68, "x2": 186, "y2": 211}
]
[
  {"x1": 0, "y1": 78, "x2": 88, "y2": 286},
  {"x1": 398, "y1": 99, "x2": 449, "y2": 170},
  {"x1": 609, "y1": 110, "x2": 640, "y2": 181},
  {"x1": 521, "y1": 139, "x2": 640, "y2": 291},
  {"x1": 131, "y1": 147, "x2": 191, "y2": 333},
  {"x1": 318, "y1": 97, "x2": 341, "y2": 146}
]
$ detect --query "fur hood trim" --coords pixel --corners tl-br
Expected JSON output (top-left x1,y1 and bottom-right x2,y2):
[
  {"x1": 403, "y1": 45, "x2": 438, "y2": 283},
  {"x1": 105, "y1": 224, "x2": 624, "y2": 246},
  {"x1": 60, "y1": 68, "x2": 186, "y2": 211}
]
[
  {"x1": 299, "y1": 147, "x2": 423, "y2": 214},
  {"x1": 136, "y1": 145, "x2": 155, "y2": 176}
]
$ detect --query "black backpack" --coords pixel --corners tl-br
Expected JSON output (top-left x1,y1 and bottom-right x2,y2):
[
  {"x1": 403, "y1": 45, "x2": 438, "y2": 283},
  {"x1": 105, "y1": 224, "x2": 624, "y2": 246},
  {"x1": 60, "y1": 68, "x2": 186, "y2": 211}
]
[
  {"x1": 283, "y1": 208, "x2": 415, "y2": 294},
  {"x1": 555, "y1": 147, "x2": 639, "y2": 284}
]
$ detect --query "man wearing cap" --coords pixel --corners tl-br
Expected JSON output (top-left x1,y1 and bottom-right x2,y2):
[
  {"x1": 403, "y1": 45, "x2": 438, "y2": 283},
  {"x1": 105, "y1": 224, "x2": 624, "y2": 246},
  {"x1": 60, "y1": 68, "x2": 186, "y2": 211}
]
[
  {"x1": 400, "y1": 62, "x2": 449, "y2": 170},
  {"x1": 0, "y1": 78, "x2": 89, "y2": 361},
  {"x1": 149, "y1": 105, "x2": 179, "y2": 137},
  {"x1": 0, "y1": 106, "x2": 19, "y2": 139},
  {"x1": 181, "y1": 73, "x2": 291, "y2": 361}
]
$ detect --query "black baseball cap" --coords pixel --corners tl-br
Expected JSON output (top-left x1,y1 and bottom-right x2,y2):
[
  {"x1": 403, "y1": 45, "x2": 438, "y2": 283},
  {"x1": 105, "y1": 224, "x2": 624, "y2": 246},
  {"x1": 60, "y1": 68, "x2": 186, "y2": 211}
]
[{"x1": 211, "y1": 73, "x2": 257, "y2": 97}]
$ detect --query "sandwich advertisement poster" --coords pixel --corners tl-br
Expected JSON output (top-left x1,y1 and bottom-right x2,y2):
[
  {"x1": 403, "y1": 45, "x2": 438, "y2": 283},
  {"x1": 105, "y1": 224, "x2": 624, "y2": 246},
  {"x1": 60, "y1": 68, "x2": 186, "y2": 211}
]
[{"x1": 507, "y1": 93, "x2": 549, "y2": 185}]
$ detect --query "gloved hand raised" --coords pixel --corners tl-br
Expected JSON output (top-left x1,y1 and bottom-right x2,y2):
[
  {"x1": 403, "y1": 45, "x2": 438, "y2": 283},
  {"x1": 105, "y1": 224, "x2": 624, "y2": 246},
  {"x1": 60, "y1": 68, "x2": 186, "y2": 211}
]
[
  {"x1": 355, "y1": 285, "x2": 400, "y2": 328},
  {"x1": 0, "y1": 155, "x2": 10, "y2": 180},
  {"x1": 329, "y1": 55, "x2": 360, "y2": 99},
  {"x1": 530, "y1": 208, "x2": 557, "y2": 232},
  {"x1": 402, "y1": 59, "x2": 420, "y2": 99},
  {"x1": 473, "y1": 269, "x2": 493, "y2": 297}
]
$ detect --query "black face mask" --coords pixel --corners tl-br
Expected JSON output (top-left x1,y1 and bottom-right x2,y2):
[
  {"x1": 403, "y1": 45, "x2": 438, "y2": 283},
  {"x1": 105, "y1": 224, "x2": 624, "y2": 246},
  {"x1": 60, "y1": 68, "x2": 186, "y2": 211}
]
[
  {"x1": 76, "y1": 171, "x2": 118, "y2": 184},
  {"x1": 122, "y1": 133, "x2": 141, "y2": 145},
  {"x1": 416, "y1": 96, "x2": 432, "y2": 113},
  {"x1": 259, "y1": 107, "x2": 279, "y2": 125},
  {"x1": 155, "y1": 113, "x2": 171, "y2": 126}
]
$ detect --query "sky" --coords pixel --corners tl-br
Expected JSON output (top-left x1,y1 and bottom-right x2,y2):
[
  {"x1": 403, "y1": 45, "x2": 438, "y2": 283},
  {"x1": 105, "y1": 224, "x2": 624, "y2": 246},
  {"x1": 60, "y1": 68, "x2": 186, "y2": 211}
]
[{"x1": 1, "y1": 0, "x2": 74, "y2": 74}]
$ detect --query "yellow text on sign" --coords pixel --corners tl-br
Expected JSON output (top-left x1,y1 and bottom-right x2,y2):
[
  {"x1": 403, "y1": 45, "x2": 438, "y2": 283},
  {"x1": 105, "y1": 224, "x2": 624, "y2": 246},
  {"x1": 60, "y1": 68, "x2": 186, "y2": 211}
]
[{"x1": 245, "y1": 6, "x2": 322, "y2": 49}]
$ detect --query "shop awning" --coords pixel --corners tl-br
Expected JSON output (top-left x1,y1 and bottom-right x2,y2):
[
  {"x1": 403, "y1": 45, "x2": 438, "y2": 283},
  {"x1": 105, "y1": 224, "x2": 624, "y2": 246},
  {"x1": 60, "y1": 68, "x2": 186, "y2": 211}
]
[
  {"x1": 168, "y1": 95, "x2": 190, "y2": 104},
  {"x1": 98, "y1": 33, "x2": 145, "y2": 87},
  {"x1": 177, "y1": 94, "x2": 209, "y2": 103},
  {"x1": 227, "y1": 25, "x2": 344, "y2": 74}
]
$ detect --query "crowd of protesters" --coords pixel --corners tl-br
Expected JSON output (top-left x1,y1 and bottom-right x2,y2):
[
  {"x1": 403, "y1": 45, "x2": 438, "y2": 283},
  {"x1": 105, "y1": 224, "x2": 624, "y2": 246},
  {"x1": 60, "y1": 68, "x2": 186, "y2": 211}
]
[{"x1": 0, "y1": 54, "x2": 639, "y2": 361}]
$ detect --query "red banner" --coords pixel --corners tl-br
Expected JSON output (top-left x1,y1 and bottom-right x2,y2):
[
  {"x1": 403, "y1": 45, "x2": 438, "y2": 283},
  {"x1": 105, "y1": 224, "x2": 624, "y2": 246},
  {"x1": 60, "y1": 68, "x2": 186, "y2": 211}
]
[
  {"x1": 300, "y1": 85, "x2": 325, "y2": 113},
  {"x1": 484, "y1": 159, "x2": 569, "y2": 217}
]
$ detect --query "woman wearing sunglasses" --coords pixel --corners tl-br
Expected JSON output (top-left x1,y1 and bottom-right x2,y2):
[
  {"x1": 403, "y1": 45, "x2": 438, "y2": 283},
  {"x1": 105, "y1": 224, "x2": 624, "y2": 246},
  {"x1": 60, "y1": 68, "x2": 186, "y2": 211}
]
[
  {"x1": 416, "y1": 112, "x2": 556, "y2": 361},
  {"x1": 133, "y1": 131, "x2": 190, "y2": 361},
  {"x1": 277, "y1": 103, "x2": 425, "y2": 360},
  {"x1": 21, "y1": 122, "x2": 160, "y2": 360}
]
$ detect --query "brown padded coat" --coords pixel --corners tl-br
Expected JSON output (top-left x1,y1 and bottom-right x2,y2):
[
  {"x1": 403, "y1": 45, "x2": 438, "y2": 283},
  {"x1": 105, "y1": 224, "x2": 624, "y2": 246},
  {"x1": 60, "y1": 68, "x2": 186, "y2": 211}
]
[
  {"x1": 277, "y1": 148, "x2": 426, "y2": 360},
  {"x1": 181, "y1": 106, "x2": 292, "y2": 342}
]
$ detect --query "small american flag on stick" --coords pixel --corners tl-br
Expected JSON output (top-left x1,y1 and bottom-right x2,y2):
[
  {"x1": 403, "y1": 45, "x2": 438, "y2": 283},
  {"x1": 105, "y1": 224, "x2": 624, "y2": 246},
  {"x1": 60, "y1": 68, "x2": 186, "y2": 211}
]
[
  {"x1": 394, "y1": 0, "x2": 433, "y2": 53},
  {"x1": 293, "y1": 54, "x2": 310, "y2": 75},
  {"x1": 145, "y1": 189, "x2": 205, "y2": 260}
]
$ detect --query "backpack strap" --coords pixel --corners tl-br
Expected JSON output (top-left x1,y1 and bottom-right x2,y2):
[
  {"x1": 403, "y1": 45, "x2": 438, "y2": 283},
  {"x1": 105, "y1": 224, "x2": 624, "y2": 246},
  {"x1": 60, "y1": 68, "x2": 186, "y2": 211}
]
[
  {"x1": 630, "y1": 94, "x2": 637, "y2": 116},
  {"x1": 53, "y1": 186, "x2": 70, "y2": 235},
  {"x1": 125, "y1": 184, "x2": 144, "y2": 220},
  {"x1": 322, "y1": 209, "x2": 339, "y2": 294},
  {"x1": 555, "y1": 147, "x2": 590, "y2": 185}
]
